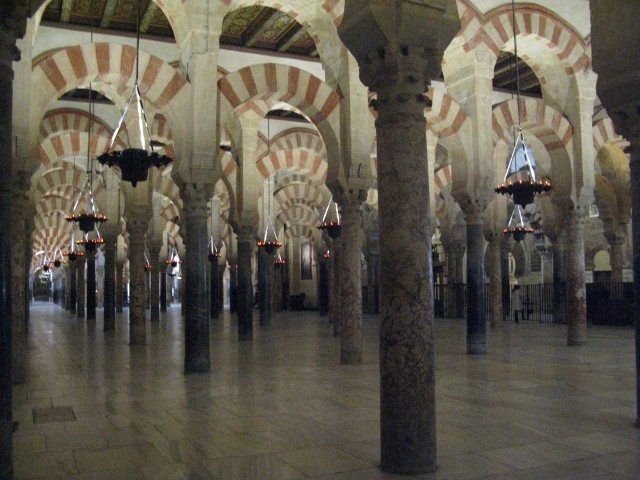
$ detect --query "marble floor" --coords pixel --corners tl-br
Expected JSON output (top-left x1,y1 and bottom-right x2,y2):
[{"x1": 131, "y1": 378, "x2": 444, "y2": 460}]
[{"x1": 11, "y1": 302, "x2": 640, "y2": 479}]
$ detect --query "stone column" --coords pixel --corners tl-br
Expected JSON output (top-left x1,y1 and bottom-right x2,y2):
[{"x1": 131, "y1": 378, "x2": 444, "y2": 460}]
[
  {"x1": 160, "y1": 264, "x2": 167, "y2": 312},
  {"x1": 608, "y1": 232, "x2": 626, "y2": 283},
  {"x1": 236, "y1": 226, "x2": 254, "y2": 341},
  {"x1": 85, "y1": 247, "x2": 96, "y2": 320},
  {"x1": 115, "y1": 261, "x2": 124, "y2": 313},
  {"x1": 182, "y1": 184, "x2": 211, "y2": 372},
  {"x1": 272, "y1": 261, "x2": 282, "y2": 312},
  {"x1": 566, "y1": 207, "x2": 588, "y2": 345},
  {"x1": 69, "y1": 261, "x2": 77, "y2": 313},
  {"x1": 258, "y1": 249, "x2": 273, "y2": 327},
  {"x1": 148, "y1": 245, "x2": 161, "y2": 322},
  {"x1": 318, "y1": 254, "x2": 329, "y2": 316},
  {"x1": 446, "y1": 241, "x2": 465, "y2": 318},
  {"x1": 486, "y1": 232, "x2": 502, "y2": 328},
  {"x1": 330, "y1": 238, "x2": 342, "y2": 337},
  {"x1": 366, "y1": 252, "x2": 379, "y2": 314},
  {"x1": 64, "y1": 266, "x2": 72, "y2": 310},
  {"x1": 628, "y1": 134, "x2": 640, "y2": 426},
  {"x1": 229, "y1": 258, "x2": 237, "y2": 315},
  {"x1": 103, "y1": 236, "x2": 116, "y2": 331},
  {"x1": 127, "y1": 217, "x2": 147, "y2": 345},
  {"x1": 210, "y1": 259, "x2": 219, "y2": 318},
  {"x1": 551, "y1": 233, "x2": 567, "y2": 324},
  {"x1": 11, "y1": 172, "x2": 29, "y2": 384},
  {"x1": 338, "y1": 200, "x2": 363, "y2": 364},
  {"x1": 76, "y1": 257, "x2": 85, "y2": 319},
  {"x1": 501, "y1": 237, "x2": 512, "y2": 322},
  {"x1": 466, "y1": 211, "x2": 486, "y2": 354}
]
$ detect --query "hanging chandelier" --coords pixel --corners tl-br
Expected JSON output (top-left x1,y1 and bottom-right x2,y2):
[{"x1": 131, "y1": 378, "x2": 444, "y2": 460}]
[
  {"x1": 322, "y1": 250, "x2": 331, "y2": 260},
  {"x1": 257, "y1": 221, "x2": 282, "y2": 254},
  {"x1": 318, "y1": 196, "x2": 341, "y2": 239},
  {"x1": 63, "y1": 232, "x2": 85, "y2": 262},
  {"x1": 97, "y1": 0, "x2": 171, "y2": 187},
  {"x1": 67, "y1": 4, "x2": 107, "y2": 245},
  {"x1": 494, "y1": 0, "x2": 551, "y2": 208},
  {"x1": 166, "y1": 241, "x2": 182, "y2": 268},
  {"x1": 503, "y1": 204, "x2": 534, "y2": 242}
]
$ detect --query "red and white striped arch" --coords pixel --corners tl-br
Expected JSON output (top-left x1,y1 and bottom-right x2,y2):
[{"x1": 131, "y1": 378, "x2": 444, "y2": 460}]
[
  {"x1": 276, "y1": 173, "x2": 317, "y2": 190},
  {"x1": 593, "y1": 117, "x2": 630, "y2": 153},
  {"x1": 277, "y1": 204, "x2": 318, "y2": 227},
  {"x1": 492, "y1": 98, "x2": 573, "y2": 153},
  {"x1": 433, "y1": 164, "x2": 452, "y2": 213},
  {"x1": 274, "y1": 183, "x2": 324, "y2": 212},
  {"x1": 271, "y1": 128, "x2": 326, "y2": 154},
  {"x1": 425, "y1": 87, "x2": 469, "y2": 138},
  {"x1": 39, "y1": 131, "x2": 120, "y2": 168},
  {"x1": 256, "y1": 149, "x2": 327, "y2": 184},
  {"x1": 457, "y1": 0, "x2": 591, "y2": 75},
  {"x1": 283, "y1": 224, "x2": 314, "y2": 241},
  {"x1": 36, "y1": 191, "x2": 80, "y2": 217},
  {"x1": 40, "y1": 109, "x2": 113, "y2": 141},
  {"x1": 153, "y1": 173, "x2": 182, "y2": 209}
]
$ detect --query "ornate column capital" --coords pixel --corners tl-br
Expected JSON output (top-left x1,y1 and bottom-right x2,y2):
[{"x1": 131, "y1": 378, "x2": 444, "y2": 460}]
[{"x1": 182, "y1": 182, "x2": 211, "y2": 219}]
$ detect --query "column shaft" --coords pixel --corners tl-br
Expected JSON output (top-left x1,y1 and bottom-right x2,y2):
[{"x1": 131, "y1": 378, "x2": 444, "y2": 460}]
[
  {"x1": 229, "y1": 259, "x2": 237, "y2": 315},
  {"x1": 566, "y1": 210, "x2": 587, "y2": 345},
  {"x1": 128, "y1": 220, "x2": 147, "y2": 345},
  {"x1": 210, "y1": 261, "x2": 219, "y2": 318},
  {"x1": 339, "y1": 202, "x2": 363, "y2": 364},
  {"x1": 11, "y1": 177, "x2": 28, "y2": 384},
  {"x1": 86, "y1": 250, "x2": 96, "y2": 320},
  {"x1": 258, "y1": 249, "x2": 272, "y2": 326},
  {"x1": 160, "y1": 267, "x2": 167, "y2": 311},
  {"x1": 501, "y1": 239, "x2": 511, "y2": 322},
  {"x1": 610, "y1": 239, "x2": 625, "y2": 283},
  {"x1": 237, "y1": 232, "x2": 253, "y2": 341},
  {"x1": 486, "y1": 235, "x2": 502, "y2": 328},
  {"x1": 552, "y1": 238, "x2": 567, "y2": 325},
  {"x1": 64, "y1": 267, "x2": 72, "y2": 310},
  {"x1": 630, "y1": 146, "x2": 640, "y2": 426},
  {"x1": 318, "y1": 258, "x2": 329, "y2": 316},
  {"x1": 376, "y1": 69, "x2": 436, "y2": 473},
  {"x1": 183, "y1": 185, "x2": 210, "y2": 373},
  {"x1": 103, "y1": 240, "x2": 116, "y2": 331},
  {"x1": 330, "y1": 238, "x2": 342, "y2": 337},
  {"x1": 115, "y1": 262, "x2": 123, "y2": 313},
  {"x1": 0, "y1": 55, "x2": 14, "y2": 480},
  {"x1": 76, "y1": 259, "x2": 85, "y2": 319},
  {"x1": 466, "y1": 218, "x2": 486, "y2": 354},
  {"x1": 149, "y1": 252, "x2": 160, "y2": 322}
]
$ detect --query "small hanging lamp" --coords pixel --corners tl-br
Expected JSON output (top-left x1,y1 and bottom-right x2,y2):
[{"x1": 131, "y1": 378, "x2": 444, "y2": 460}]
[
  {"x1": 208, "y1": 237, "x2": 222, "y2": 262},
  {"x1": 322, "y1": 249, "x2": 331, "y2": 260},
  {"x1": 97, "y1": 0, "x2": 171, "y2": 186},
  {"x1": 257, "y1": 221, "x2": 282, "y2": 255},
  {"x1": 274, "y1": 250, "x2": 286, "y2": 267},
  {"x1": 503, "y1": 204, "x2": 534, "y2": 242},
  {"x1": 76, "y1": 230, "x2": 105, "y2": 253},
  {"x1": 318, "y1": 196, "x2": 341, "y2": 239},
  {"x1": 144, "y1": 252, "x2": 152, "y2": 271},
  {"x1": 494, "y1": 0, "x2": 551, "y2": 208}
]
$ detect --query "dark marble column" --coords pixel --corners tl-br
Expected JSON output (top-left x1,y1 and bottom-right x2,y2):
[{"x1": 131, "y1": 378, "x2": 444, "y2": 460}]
[
  {"x1": 76, "y1": 257, "x2": 85, "y2": 319},
  {"x1": 446, "y1": 241, "x2": 465, "y2": 319},
  {"x1": 566, "y1": 207, "x2": 587, "y2": 345},
  {"x1": 629, "y1": 137, "x2": 640, "y2": 426},
  {"x1": 552, "y1": 233, "x2": 567, "y2": 325},
  {"x1": 127, "y1": 218, "x2": 147, "y2": 345},
  {"x1": 366, "y1": 252, "x2": 379, "y2": 314},
  {"x1": 258, "y1": 249, "x2": 272, "y2": 327},
  {"x1": 365, "y1": 47, "x2": 437, "y2": 473},
  {"x1": 339, "y1": 200, "x2": 363, "y2": 364},
  {"x1": 86, "y1": 248, "x2": 96, "y2": 320},
  {"x1": 64, "y1": 266, "x2": 72, "y2": 310},
  {"x1": 182, "y1": 184, "x2": 211, "y2": 373},
  {"x1": 486, "y1": 233, "x2": 502, "y2": 328},
  {"x1": 466, "y1": 212, "x2": 486, "y2": 354},
  {"x1": 608, "y1": 233, "x2": 626, "y2": 283},
  {"x1": 330, "y1": 238, "x2": 342, "y2": 337},
  {"x1": 149, "y1": 247, "x2": 160, "y2": 322},
  {"x1": 160, "y1": 264, "x2": 167, "y2": 312},
  {"x1": 11, "y1": 173, "x2": 28, "y2": 384},
  {"x1": 115, "y1": 261, "x2": 123, "y2": 313},
  {"x1": 0, "y1": 23, "x2": 16, "y2": 479},
  {"x1": 500, "y1": 237, "x2": 512, "y2": 322},
  {"x1": 229, "y1": 258, "x2": 237, "y2": 315},
  {"x1": 236, "y1": 227, "x2": 254, "y2": 341},
  {"x1": 272, "y1": 261, "x2": 282, "y2": 312},
  {"x1": 69, "y1": 261, "x2": 77, "y2": 313},
  {"x1": 318, "y1": 254, "x2": 329, "y2": 316},
  {"x1": 210, "y1": 260, "x2": 219, "y2": 318},
  {"x1": 103, "y1": 237, "x2": 116, "y2": 331}
]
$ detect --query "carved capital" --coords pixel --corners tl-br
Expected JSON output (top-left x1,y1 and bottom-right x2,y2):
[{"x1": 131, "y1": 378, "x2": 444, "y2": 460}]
[{"x1": 182, "y1": 182, "x2": 211, "y2": 219}]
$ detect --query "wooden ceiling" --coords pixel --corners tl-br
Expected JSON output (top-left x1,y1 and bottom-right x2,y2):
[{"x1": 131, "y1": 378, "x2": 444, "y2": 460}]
[{"x1": 41, "y1": 1, "x2": 318, "y2": 57}]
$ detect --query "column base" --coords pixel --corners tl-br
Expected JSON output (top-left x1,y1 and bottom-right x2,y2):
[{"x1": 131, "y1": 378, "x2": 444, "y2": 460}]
[
  {"x1": 466, "y1": 336, "x2": 487, "y2": 355},
  {"x1": 340, "y1": 351, "x2": 363, "y2": 365},
  {"x1": 380, "y1": 460, "x2": 437, "y2": 475}
]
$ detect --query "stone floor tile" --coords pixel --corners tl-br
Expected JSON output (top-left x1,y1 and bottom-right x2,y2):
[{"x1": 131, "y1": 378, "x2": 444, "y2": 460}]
[{"x1": 275, "y1": 445, "x2": 373, "y2": 476}]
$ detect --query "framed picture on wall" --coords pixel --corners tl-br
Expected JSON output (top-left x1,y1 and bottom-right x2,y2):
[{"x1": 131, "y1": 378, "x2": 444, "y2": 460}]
[{"x1": 301, "y1": 242, "x2": 312, "y2": 279}]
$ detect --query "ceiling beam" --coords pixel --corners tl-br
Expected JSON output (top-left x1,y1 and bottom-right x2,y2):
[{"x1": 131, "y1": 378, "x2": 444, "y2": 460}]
[
  {"x1": 244, "y1": 9, "x2": 279, "y2": 47},
  {"x1": 140, "y1": 1, "x2": 159, "y2": 33},
  {"x1": 60, "y1": 0, "x2": 73, "y2": 22},
  {"x1": 277, "y1": 23, "x2": 304, "y2": 52},
  {"x1": 100, "y1": 0, "x2": 119, "y2": 29}
]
